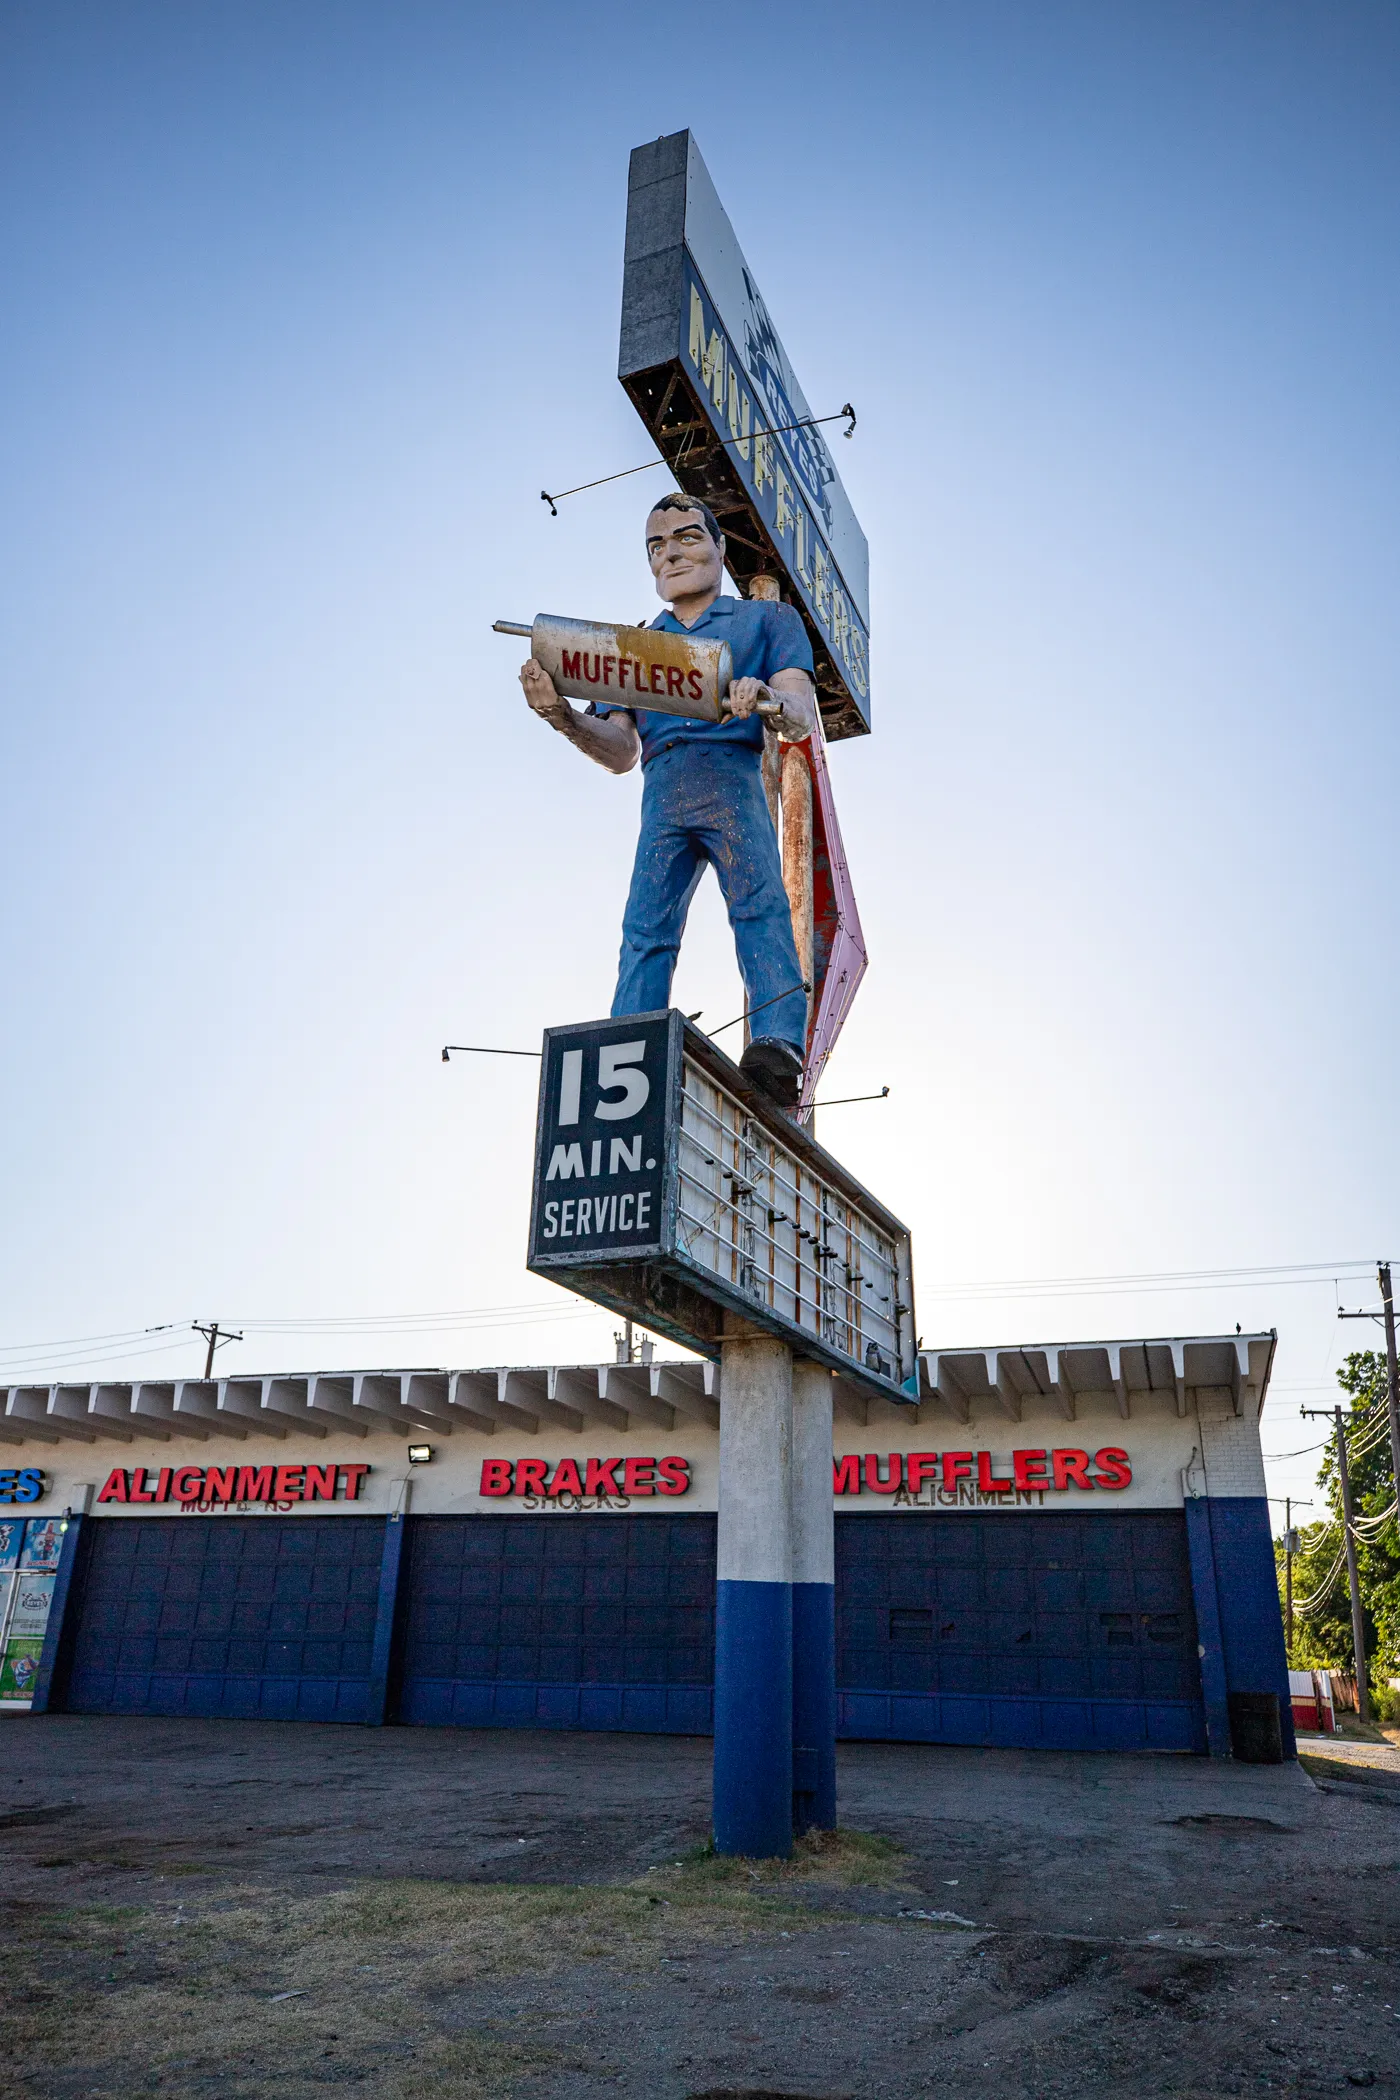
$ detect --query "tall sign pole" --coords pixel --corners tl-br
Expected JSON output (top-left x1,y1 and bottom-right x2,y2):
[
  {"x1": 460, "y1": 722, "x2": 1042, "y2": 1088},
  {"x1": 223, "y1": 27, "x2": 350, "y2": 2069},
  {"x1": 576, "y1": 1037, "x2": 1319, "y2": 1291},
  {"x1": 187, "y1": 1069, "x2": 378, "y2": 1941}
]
[
  {"x1": 513, "y1": 136, "x2": 900, "y2": 1856},
  {"x1": 606, "y1": 132, "x2": 893, "y2": 1851},
  {"x1": 790, "y1": 1359, "x2": 837, "y2": 1833}
]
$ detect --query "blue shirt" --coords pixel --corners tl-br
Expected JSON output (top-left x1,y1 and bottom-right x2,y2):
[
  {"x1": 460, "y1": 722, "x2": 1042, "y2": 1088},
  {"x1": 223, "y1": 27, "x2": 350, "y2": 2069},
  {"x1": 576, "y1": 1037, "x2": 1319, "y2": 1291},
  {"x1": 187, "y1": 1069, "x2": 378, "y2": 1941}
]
[{"x1": 592, "y1": 595, "x2": 815, "y2": 767}]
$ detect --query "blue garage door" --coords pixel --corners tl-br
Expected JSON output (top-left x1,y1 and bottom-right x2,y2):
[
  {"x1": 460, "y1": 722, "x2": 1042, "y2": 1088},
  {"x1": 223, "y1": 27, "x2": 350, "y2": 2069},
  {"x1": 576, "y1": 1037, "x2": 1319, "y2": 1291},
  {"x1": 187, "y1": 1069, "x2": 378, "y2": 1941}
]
[
  {"x1": 836, "y1": 1511, "x2": 1206, "y2": 1753},
  {"x1": 398, "y1": 1514, "x2": 716, "y2": 1733},
  {"x1": 63, "y1": 1517, "x2": 384, "y2": 1721}
]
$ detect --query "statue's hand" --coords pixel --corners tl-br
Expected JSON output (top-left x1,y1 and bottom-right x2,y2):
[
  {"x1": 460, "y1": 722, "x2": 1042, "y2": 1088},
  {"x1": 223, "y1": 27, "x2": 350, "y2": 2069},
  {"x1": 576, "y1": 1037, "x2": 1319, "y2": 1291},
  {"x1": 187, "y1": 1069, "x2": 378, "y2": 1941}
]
[
  {"x1": 725, "y1": 676, "x2": 769, "y2": 721},
  {"x1": 520, "y1": 657, "x2": 573, "y2": 731},
  {"x1": 726, "y1": 676, "x2": 809, "y2": 740}
]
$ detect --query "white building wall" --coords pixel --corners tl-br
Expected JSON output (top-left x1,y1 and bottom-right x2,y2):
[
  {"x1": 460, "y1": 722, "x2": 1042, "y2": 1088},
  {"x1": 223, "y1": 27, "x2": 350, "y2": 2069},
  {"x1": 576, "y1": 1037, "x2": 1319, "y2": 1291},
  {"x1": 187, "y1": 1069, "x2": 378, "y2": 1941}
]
[
  {"x1": 2, "y1": 1335, "x2": 1275, "y2": 1525},
  {"x1": 1196, "y1": 1392, "x2": 1270, "y2": 1500}
]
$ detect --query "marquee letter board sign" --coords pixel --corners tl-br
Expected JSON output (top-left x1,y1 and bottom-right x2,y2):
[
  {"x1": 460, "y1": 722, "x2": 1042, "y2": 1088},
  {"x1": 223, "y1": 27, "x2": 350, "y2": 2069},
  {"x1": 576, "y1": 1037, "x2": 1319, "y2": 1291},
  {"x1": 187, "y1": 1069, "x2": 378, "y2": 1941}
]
[
  {"x1": 618, "y1": 130, "x2": 872, "y2": 743},
  {"x1": 527, "y1": 1012, "x2": 917, "y2": 1402}
]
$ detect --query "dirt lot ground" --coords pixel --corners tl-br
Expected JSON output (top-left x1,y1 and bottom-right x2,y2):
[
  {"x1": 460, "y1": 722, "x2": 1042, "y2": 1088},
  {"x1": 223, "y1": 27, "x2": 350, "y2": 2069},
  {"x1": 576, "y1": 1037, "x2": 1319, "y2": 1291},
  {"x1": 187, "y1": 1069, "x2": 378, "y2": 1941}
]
[{"x1": 1, "y1": 1716, "x2": 1397, "y2": 2099}]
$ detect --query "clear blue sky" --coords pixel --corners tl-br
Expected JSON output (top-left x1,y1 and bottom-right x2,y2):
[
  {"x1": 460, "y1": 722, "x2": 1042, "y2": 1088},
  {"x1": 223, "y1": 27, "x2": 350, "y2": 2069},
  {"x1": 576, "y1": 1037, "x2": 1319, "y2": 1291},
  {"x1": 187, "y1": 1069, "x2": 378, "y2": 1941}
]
[{"x1": 2, "y1": 2, "x2": 1397, "y2": 1514}]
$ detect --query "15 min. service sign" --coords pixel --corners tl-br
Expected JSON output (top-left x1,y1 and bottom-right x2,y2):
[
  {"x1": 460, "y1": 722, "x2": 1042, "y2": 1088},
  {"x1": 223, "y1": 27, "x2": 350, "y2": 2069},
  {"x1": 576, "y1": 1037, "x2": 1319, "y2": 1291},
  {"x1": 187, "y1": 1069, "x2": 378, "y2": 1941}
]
[{"x1": 527, "y1": 1011, "x2": 681, "y2": 1271}]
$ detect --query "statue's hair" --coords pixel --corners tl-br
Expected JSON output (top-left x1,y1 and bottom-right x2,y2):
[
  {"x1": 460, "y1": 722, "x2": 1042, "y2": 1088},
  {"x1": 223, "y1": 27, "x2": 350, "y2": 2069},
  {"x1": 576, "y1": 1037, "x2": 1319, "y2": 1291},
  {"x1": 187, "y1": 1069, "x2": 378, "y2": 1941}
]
[{"x1": 646, "y1": 491, "x2": 722, "y2": 547}]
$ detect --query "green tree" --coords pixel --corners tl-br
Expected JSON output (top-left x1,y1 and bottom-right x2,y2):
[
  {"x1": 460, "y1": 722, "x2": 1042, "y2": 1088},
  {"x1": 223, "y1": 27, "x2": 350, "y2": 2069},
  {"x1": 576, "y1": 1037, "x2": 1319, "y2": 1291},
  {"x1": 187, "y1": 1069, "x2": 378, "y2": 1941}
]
[{"x1": 1277, "y1": 1352, "x2": 1399, "y2": 1694}]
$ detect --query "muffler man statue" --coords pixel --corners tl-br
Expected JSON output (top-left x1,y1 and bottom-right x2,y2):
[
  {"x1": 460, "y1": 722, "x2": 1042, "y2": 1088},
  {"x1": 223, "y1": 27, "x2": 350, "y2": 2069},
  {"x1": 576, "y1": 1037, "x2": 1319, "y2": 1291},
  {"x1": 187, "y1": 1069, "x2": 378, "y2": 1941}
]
[{"x1": 519, "y1": 493, "x2": 815, "y2": 1107}]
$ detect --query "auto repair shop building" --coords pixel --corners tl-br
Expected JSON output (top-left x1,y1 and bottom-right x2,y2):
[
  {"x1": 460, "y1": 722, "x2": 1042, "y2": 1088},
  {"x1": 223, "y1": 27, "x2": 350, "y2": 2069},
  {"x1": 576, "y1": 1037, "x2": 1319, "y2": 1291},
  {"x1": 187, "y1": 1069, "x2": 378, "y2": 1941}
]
[{"x1": 0, "y1": 1329, "x2": 1291, "y2": 1761}]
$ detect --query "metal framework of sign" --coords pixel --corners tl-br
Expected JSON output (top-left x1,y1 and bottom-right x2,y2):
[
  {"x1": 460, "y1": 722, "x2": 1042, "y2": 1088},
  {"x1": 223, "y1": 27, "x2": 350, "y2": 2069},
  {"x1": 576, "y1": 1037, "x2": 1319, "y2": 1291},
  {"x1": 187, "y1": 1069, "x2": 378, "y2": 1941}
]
[
  {"x1": 619, "y1": 131, "x2": 872, "y2": 742},
  {"x1": 526, "y1": 1012, "x2": 917, "y2": 1400}
]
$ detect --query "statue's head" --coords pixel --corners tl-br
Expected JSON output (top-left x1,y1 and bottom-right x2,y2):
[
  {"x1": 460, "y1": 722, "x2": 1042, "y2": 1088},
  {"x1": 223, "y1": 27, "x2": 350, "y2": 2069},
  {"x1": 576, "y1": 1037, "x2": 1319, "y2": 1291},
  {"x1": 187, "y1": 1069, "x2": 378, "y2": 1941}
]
[{"x1": 646, "y1": 493, "x2": 724, "y2": 605}]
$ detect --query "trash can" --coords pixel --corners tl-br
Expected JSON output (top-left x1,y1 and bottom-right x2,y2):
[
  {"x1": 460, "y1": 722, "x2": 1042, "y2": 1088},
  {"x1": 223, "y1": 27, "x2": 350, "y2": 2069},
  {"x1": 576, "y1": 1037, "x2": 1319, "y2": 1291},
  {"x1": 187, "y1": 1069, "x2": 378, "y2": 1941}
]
[{"x1": 1228, "y1": 1690, "x2": 1284, "y2": 1764}]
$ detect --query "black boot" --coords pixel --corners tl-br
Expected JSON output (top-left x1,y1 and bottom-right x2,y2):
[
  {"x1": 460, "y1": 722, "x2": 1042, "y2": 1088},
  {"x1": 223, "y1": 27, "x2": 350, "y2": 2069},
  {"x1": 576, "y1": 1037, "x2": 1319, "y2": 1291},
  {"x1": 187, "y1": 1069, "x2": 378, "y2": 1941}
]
[{"x1": 739, "y1": 1036, "x2": 804, "y2": 1110}]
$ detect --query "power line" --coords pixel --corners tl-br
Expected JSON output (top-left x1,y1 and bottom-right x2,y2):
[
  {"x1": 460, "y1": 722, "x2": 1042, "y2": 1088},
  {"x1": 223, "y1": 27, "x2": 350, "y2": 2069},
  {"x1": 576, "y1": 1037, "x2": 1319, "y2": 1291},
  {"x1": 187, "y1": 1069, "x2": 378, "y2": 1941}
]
[
  {"x1": 0, "y1": 1301, "x2": 616, "y2": 1384},
  {"x1": 1293, "y1": 1541, "x2": 1347, "y2": 1617},
  {"x1": 0, "y1": 1255, "x2": 1382, "y2": 1379},
  {"x1": 0, "y1": 1333, "x2": 197, "y2": 1378},
  {"x1": 230, "y1": 1303, "x2": 602, "y2": 1334},
  {"x1": 0, "y1": 1322, "x2": 177, "y2": 1363},
  {"x1": 2, "y1": 1258, "x2": 1372, "y2": 1356},
  {"x1": 921, "y1": 1258, "x2": 1374, "y2": 1303}
]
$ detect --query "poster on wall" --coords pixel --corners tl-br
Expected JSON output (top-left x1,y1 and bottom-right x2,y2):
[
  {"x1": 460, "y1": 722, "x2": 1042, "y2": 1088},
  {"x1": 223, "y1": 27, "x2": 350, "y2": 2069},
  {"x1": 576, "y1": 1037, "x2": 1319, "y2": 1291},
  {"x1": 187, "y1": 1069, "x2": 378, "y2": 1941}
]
[
  {"x1": 0, "y1": 1642, "x2": 44, "y2": 1702},
  {"x1": 0, "y1": 1518, "x2": 63, "y2": 1704},
  {"x1": 18, "y1": 1518, "x2": 63, "y2": 1570}
]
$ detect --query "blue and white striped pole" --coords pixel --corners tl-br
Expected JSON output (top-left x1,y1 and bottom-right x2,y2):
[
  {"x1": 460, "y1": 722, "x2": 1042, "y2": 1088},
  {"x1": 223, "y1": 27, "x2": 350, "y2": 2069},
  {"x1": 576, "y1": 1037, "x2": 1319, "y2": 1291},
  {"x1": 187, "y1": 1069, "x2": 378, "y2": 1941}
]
[
  {"x1": 714, "y1": 1335, "x2": 793, "y2": 1857},
  {"x1": 791, "y1": 1359, "x2": 837, "y2": 1833}
]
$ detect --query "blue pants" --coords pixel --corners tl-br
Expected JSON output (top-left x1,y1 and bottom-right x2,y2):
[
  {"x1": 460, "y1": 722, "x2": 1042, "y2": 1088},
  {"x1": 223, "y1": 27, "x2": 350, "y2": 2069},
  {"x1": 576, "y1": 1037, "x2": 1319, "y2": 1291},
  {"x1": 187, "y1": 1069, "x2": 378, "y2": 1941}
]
[{"x1": 612, "y1": 743, "x2": 808, "y2": 1053}]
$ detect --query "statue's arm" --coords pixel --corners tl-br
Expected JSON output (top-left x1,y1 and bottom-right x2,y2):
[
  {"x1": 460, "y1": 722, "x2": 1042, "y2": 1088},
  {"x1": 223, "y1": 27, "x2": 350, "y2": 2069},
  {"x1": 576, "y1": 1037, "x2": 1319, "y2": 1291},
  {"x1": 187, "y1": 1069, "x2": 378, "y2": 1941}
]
[{"x1": 519, "y1": 659, "x2": 640, "y2": 775}]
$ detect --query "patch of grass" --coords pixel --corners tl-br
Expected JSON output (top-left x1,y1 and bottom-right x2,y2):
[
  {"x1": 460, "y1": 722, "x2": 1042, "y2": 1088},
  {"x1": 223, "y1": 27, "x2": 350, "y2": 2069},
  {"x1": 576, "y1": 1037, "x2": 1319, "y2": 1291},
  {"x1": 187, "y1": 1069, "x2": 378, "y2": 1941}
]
[
  {"x1": 655, "y1": 1825, "x2": 912, "y2": 1894},
  {"x1": 318, "y1": 1870, "x2": 818, "y2": 1974},
  {"x1": 0, "y1": 1869, "x2": 826, "y2": 2098},
  {"x1": 1299, "y1": 1750, "x2": 1400, "y2": 1792}
]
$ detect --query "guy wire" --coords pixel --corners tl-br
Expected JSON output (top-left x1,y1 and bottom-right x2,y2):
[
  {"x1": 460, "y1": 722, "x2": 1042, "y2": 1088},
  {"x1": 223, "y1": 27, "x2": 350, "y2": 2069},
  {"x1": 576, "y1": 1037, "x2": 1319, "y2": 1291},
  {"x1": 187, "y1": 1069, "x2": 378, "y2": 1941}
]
[{"x1": 542, "y1": 404, "x2": 857, "y2": 512}]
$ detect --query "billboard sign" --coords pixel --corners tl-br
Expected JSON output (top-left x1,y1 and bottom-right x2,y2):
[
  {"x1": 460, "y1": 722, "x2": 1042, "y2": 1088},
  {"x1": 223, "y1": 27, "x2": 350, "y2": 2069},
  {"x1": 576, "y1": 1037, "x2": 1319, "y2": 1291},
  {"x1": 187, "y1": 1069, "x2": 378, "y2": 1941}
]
[
  {"x1": 619, "y1": 132, "x2": 872, "y2": 741},
  {"x1": 526, "y1": 1011, "x2": 917, "y2": 1401},
  {"x1": 527, "y1": 1011, "x2": 678, "y2": 1273}
]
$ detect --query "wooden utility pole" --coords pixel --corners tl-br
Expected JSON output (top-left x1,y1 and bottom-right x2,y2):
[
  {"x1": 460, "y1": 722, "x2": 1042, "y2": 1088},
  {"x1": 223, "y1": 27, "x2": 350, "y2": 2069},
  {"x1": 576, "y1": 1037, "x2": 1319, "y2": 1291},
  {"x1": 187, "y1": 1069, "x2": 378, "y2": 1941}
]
[
  {"x1": 1334, "y1": 1405, "x2": 1371, "y2": 1723},
  {"x1": 192, "y1": 1321, "x2": 242, "y2": 1380},
  {"x1": 1376, "y1": 1262, "x2": 1400, "y2": 1517}
]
